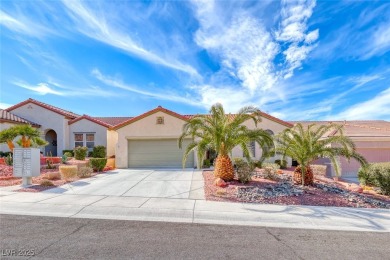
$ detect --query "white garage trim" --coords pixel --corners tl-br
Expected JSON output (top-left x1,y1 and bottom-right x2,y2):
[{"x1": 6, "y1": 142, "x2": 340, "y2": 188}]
[{"x1": 128, "y1": 138, "x2": 194, "y2": 168}]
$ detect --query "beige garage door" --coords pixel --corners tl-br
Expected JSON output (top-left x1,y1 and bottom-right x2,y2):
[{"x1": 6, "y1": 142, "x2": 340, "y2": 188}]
[{"x1": 128, "y1": 139, "x2": 194, "y2": 168}]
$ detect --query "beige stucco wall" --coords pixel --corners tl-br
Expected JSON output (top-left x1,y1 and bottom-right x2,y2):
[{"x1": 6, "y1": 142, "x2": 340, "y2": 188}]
[
  {"x1": 107, "y1": 129, "x2": 118, "y2": 157},
  {"x1": 0, "y1": 122, "x2": 17, "y2": 152},
  {"x1": 69, "y1": 119, "x2": 108, "y2": 152},
  {"x1": 231, "y1": 117, "x2": 292, "y2": 166},
  {"x1": 9, "y1": 103, "x2": 68, "y2": 156},
  {"x1": 115, "y1": 111, "x2": 194, "y2": 168}
]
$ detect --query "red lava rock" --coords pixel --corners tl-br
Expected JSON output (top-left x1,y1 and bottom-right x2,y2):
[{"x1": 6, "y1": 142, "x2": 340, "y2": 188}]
[{"x1": 214, "y1": 177, "x2": 228, "y2": 187}]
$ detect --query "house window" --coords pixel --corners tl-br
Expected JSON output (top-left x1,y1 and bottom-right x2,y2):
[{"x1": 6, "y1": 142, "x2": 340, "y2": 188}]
[
  {"x1": 74, "y1": 133, "x2": 95, "y2": 150},
  {"x1": 156, "y1": 116, "x2": 164, "y2": 124},
  {"x1": 75, "y1": 134, "x2": 84, "y2": 147},
  {"x1": 243, "y1": 141, "x2": 256, "y2": 157},
  {"x1": 265, "y1": 129, "x2": 274, "y2": 136}
]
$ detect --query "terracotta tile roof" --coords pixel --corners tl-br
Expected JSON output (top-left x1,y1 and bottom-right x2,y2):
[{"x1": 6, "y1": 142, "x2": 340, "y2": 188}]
[
  {"x1": 68, "y1": 115, "x2": 113, "y2": 128},
  {"x1": 184, "y1": 112, "x2": 293, "y2": 128},
  {"x1": 113, "y1": 106, "x2": 189, "y2": 130},
  {"x1": 93, "y1": 117, "x2": 133, "y2": 127},
  {"x1": 6, "y1": 98, "x2": 80, "y2": 119},
  {"x1": 289, "y1": 120, "x2": 390, "y2": 137},
  {"x1": 0, "y1": 109, "x2": 40, "y2": 127}
]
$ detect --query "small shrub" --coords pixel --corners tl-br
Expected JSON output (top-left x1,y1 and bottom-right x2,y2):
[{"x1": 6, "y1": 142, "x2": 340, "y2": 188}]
[
  {"x1": 233, "y1": 158, "x2": 253, "y2": 183},
  {"x1": 59, "y1": 165, "x2": 78, "y2": 181},
  {"x1": 46, "y1": 159, "x2": 56, "y2": 169},
  {"x1": 0, "y1": 151, "x2": 12, "y2": 158},
  {"x1": 263, "y1": 166, "x2": 278, "y2": 180},
  {"x1": 203, "y1": 159, "x2": 211, "y2": 168},
  {"x1": 64, "y1": 152, "x2": 73, "y2": 158},
  {"x1": 311, "y1": 164, "x2": 327, "y2": 176},
  {"x1": 92, "y1": 145, "x2": 106, "y2": 158},
  {"x1": 40, "y1": 180, "x2": 54, "y2": 187},
  {"x1": 46, "y1": 172, "x2": 61, "y2": 180},
  {"x1": 359, "y1": 163, "x2": 390, "y2": 195},
  {"x1": 358, "y1": 166, "x2": 376, "y2": 186},
  {"x1": 262, "y1": 163, "x2": 280, "y2": 170},
  {"x1": 274, "y1": 159, "x2": 287, "y2": 169},
  {"x1": 5, "y1": 154, "x2": 13, "y2": 166},
  {"x1": 252, "y1": 160, "x2": 262, "y2": 168},
  {"x1": 74, "y1": 146, "x2": 88, "y2": 160},
  {"x1": 78, "y1": 166, "x2": 93, "y2": 178},
  {"x1": 61, "y1": 154, "x2": 67, "y2": 164},
  {"x1": 62, "y1": 150, "x2": 74, "y2": 157},
  {"x1": 89, "y1": 158, "x2": 107, "y2": 172}
]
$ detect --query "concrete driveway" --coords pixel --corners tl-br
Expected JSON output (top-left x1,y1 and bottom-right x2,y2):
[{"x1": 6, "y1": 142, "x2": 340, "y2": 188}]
[{"x1": 43, "y1": 169, "x2": 204, "y2": 200}]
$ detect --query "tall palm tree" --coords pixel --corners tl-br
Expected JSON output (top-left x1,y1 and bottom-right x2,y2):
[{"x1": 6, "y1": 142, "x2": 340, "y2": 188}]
[
  {"x1": 179, "y1": 103, "x2": 274, "y2": 181},
  {"x1": 275, "y1": 123, "x2": 367, "y2": 185}
]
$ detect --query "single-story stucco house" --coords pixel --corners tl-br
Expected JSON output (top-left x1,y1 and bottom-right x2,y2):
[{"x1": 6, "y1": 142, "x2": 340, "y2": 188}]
[{"x1": 1, "y1": 98, "x2": 389, "y2": 177}]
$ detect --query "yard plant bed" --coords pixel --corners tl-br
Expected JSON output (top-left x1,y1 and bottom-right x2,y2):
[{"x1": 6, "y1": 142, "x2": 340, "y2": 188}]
[
  {"x1": 203, "y1": 170, "x2": 390, "y2": 209},
  {"x1": 0, "y1": 160, "x2": 114, "y2": 192}
]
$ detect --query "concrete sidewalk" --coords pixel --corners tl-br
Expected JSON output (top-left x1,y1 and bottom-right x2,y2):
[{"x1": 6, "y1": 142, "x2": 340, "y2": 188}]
[{"x1": 1, "y1": 190, "x2": 389, "y2": 232}]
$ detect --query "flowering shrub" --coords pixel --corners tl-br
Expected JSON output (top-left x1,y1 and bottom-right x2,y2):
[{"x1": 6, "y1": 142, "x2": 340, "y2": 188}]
[{"x1": 359, "y1": 163, "x2": 390, "y2": 195}]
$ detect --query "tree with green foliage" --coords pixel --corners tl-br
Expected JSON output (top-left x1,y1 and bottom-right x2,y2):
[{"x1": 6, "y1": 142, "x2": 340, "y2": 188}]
[
  {"x1": 179, "y1": 103, "x2": 274, "y2": 181},
  {"x1": 275, "y1": 123, "x2": 367, "y2": 185},
  {"x1": 0, "y1": 124, "x2": 47, "y2": 152}
]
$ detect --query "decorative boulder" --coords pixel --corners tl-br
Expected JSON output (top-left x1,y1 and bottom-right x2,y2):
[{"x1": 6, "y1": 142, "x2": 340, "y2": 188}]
[{"x1": 214, "y1": 177, "x2": 228, "y2": 187}]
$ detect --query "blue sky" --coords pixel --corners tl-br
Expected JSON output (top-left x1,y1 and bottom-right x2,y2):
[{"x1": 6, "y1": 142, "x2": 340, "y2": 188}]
[{"x1": 1, "y1": 0, "x2": 389, "y2": 120}]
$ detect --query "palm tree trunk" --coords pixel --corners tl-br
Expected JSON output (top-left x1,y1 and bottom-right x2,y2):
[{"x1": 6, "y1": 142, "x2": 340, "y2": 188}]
[
  {"x1": 6, "y1": 140, "x2": 14, "y2": 152},
  {"x1": 214, "y1": 155, "x2": 234, "y2": 181}
]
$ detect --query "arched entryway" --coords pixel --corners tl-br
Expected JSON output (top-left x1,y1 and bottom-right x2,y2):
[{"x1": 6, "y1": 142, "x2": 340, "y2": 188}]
[{"x1": 45, "y1": 129, "x2": 57, "y2": 156}]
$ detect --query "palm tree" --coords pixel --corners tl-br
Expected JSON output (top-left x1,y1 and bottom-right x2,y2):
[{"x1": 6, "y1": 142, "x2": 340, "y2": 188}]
[
  {"x1": 0, "y1": 124, "x2": 47, "y2": 151},
  {"x1": 275, "y1": 123, "x2": 367, "y2": 185},
  {"x1": 179, "y1": 103, "x2": 274, "y2": 181},
  {"x1": 0, "y1": 128, "x2": 19, "y2": 151}
]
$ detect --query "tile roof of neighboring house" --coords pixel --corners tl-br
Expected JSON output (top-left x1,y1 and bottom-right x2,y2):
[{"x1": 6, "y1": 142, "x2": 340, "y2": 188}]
[
  {"x1": 113, "y1": 106, "x2": 189, "y2": 130},
  {"x1": 68, "y1": 115, "x2": 113, "y2": 128},
  {"x1": 289, "y1": 120, "x2": 390, "y2": 137},
  {"x1": 0, "y1": 109, "x2": 40, "y2": 127},
  {"x1": 6, "y1": 98, "x2": 80, "y2": 119},
  {"x1": 184, "y1": 112, "x2": 293, "y2": 128},
  {"x1": 93, "y1": 117, "x2": 133, "y2": 127}
]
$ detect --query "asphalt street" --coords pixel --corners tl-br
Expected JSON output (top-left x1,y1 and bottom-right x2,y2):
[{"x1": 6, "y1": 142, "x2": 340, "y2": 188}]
[{"x1": 1, "y1": 214, "x2": 389, "y2": 260}]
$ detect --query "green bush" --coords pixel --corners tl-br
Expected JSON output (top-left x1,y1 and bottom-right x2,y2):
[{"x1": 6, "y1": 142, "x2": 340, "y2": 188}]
[
  {"x1": 358, "y1": 166, "x2": 376, "y2": 186},
  {"x1": 203, "y1": 159, "x2": 211, "y2": 168},
  {"x1": 92, "y1": 145, "x2": 106, "y2": 158},
  {"x1": 0, "y1": 151, "x2": 12, "y2": 158},
  {"x1": 64, "y1": 152, "x2": 73, "y2": 158},
  {"x1": 233, "y1": 158, "x2": 253, "y2": 183},
  {"x1": 358, "y1": 163, "x2": 390, "y2": 195},
  {"x1": 274, "y1": 159, "x2": 287, "y2": 169},
  {"x1": 62, "y1": 150, "x2": 74, "y2": 157},
  {"x1": 89, "y1": 158, "x2": 107, "y2": 172},
  {"x1": 61, "y1": 155, "x2": 67, "y2": 164},
  {"x1": 74, "y1": 146, "x2": 88, "y2": 160},
  {"x1": 5, "y1": 154, "x2": 13, "y2": 166}
]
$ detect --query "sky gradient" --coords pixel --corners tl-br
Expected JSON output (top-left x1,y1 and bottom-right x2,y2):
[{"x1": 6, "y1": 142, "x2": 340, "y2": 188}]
[{"x1": 1, "y1": 0, "x2": 389, "y2": 120}]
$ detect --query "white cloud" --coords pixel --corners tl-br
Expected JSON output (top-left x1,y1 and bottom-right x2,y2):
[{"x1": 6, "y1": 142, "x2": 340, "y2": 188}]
[
  {"x1": 91, "y1": 69, "x2": 202, "y2": 107},
  {"x1": 12, "y1": 80, "x2": 117, "y2": 97},
  {"x1": 361, "y1": 21, "x2": 390, "y2": 59},
  {"x1": 329, "y1": 87, "x2": 390, "y2": 120},
  {"x1": 61, "y1": 0, "x2": 199, "y2": 76},
  {"x1": 0, "y1": 102, "x2": 14, "y2": 109}
]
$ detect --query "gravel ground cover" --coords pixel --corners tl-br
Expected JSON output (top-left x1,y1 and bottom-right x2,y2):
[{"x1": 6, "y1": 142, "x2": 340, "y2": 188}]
[{"x1": 203, "y1": 169, "x2": 390, "y2": 209}]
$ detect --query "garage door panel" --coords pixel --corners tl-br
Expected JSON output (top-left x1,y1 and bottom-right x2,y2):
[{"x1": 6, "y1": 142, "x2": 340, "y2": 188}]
[{"x1": 128, "y1": 139, "x2": 194, "y2": 168}]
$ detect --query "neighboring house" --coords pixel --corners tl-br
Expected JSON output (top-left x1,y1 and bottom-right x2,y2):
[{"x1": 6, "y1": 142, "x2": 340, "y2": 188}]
[
  {"x1": 290, "y1": 121, "x2": 390, "y2": 177},
  {"x1": 4, "y1": 99, "x2": 129, "y2": 157},
  {"x1": 0, "y1": 109, "x2": 40, "y2": 152}
]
